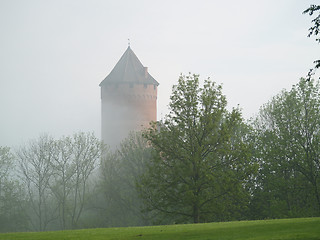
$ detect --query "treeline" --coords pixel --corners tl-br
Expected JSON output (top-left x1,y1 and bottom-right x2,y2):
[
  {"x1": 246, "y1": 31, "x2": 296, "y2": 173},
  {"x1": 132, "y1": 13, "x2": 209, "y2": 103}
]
[
  {"x1": 1, "y1": 75, "x2": 320, "y2": 232},
  {"x1": 0, "y1": 133, "x2": 102, "y2": 231}
]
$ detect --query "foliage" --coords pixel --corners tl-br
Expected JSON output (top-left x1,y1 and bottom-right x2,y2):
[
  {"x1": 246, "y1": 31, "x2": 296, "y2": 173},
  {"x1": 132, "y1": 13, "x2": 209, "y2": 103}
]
[
  {"x1": 4, "y1": 74, "x2": 320, "y2": 230},
  {"x1": 251, "y1": 78, "x2": 320, "y2": 218},
  {"x1": 97, "y1": 132, "x2": 153, "y2": 227},
  {"x1": 139, "y1": 74, "x2": 255, "y2": 224},
  {"x1": 303, "y1": 4, "x2": 320, "y2": 79},
  {"x1": 0, "y1": 217, "x2": 319, "y2": 240}
]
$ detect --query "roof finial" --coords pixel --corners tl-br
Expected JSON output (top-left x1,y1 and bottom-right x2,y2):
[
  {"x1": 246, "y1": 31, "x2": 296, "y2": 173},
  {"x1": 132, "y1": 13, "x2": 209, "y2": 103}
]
[{"x1": 128, "y1": 38, "x2": 130, "y2": 47}]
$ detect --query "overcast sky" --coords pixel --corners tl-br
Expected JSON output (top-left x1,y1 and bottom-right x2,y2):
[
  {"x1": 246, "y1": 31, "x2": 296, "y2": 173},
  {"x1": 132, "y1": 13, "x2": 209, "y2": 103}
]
[{"x1": 0, "y1": 0, "x2": 319, "y2": 148}]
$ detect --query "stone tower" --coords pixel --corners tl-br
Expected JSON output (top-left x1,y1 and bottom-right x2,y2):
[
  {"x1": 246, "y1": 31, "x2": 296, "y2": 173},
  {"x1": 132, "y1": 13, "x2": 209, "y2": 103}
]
[{"x1": 99, "y1": 46, "x2": 159, "y2": 148}]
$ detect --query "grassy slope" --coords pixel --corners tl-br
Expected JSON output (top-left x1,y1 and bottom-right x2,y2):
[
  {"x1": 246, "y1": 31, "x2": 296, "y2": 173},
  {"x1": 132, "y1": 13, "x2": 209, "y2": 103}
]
[{"x1": 0, "y1": 218, "x2": 319, "y2": 240}]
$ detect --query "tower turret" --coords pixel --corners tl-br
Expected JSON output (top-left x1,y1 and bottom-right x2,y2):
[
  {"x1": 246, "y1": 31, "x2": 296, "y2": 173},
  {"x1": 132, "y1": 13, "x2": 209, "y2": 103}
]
[{"x1": 100, "y1": 46, "x2": 159, "y2": 148}]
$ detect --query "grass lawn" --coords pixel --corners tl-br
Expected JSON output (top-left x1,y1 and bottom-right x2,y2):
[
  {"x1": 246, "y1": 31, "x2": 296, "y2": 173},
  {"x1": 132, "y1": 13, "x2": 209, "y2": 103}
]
[{"x1": 0, "y1": 217, "x2": 319, "y2": 240}]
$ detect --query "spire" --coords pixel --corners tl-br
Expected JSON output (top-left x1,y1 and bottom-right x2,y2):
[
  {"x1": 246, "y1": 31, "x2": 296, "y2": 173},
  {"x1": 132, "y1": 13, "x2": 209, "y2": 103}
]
[{"x1": 100, "y1": 46, "x2": 159, "y2": 86}]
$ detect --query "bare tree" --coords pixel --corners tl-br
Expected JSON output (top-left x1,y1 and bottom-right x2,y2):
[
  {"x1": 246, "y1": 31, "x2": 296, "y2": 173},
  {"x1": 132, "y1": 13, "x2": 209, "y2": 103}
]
[
  {"x1": 0, "y1": 146, "x2": 27, "y2": 232},
  {"x1": 303, "y1": 4, "x2": 320, "y2": 80},
  {"x1": 0, "y1": 147, "x2": 12, "y2": 197},
  {"x1": 16, "y1": 135, "x2": 57, "y2": 231},
  {"x1": 51, "y1": 132, "x2": 101, "y2": 229},
  {"x1": 15, "y1": 133, "x2": 101, "y2": 231},
  {"x1": 50, "y1": 137, "x2": 74, "y2": 230}
]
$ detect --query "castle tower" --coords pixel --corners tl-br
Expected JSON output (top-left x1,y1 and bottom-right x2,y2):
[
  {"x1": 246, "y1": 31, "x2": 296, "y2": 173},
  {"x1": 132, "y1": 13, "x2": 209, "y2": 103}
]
[{"x1": 99, "y1": 46, "x2": 159, "y2": 148}]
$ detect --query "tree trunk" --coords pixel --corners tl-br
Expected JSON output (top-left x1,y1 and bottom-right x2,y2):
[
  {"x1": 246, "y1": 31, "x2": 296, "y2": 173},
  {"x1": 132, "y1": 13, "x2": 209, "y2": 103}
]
[
  {"x1": 313, "y1": 180, "x2": 320, "y2": 214},
  {"x1": 193, "y1": 204, "x2": 200, "y2": 223}
]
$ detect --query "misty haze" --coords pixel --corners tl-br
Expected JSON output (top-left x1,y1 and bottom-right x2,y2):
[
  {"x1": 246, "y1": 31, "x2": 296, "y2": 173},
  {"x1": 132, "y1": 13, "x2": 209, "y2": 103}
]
[{"x1": 0, "y1": 0, "x2": 320, "y2": 238}]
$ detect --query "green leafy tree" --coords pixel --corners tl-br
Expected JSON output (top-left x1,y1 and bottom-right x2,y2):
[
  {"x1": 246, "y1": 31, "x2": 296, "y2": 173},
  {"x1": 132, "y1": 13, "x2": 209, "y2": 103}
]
[
  {"x1": 139, "y1": 74, "x2": 255, "y2": 224},
  {"x1": 251, "y1": 78, "x2": 320, "y2": 218}
]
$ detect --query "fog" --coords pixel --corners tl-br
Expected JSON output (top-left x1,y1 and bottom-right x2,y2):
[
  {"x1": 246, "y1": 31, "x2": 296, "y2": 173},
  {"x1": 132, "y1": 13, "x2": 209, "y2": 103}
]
[{"x1": 0, "y1": 0, "x2": 319, "y2": 148}]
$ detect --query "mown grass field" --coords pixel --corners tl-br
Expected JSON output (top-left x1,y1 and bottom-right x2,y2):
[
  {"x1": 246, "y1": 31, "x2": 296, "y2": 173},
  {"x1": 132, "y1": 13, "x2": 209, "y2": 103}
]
[{"x1": 0, "y1": 217, "x2": 319, "y2": 240}]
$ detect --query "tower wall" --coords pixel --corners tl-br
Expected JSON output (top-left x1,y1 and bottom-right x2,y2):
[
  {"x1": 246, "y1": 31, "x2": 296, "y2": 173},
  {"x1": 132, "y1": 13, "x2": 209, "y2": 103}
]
[{"x1": 101, "y1": 83, "x2": 157, "y2": 148}]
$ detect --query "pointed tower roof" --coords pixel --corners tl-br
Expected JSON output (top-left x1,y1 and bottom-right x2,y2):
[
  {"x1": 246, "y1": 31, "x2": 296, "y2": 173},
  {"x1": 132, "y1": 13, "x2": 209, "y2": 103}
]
[{"x1": 99, "y1": 46, "x2": 159, "y2": 86}]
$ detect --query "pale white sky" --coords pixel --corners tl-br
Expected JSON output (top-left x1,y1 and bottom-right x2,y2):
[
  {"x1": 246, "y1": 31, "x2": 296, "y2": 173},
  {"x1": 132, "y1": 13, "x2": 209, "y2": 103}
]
[{"x1": 0, "y1": 0, "x2": 319, "y2": 147}]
